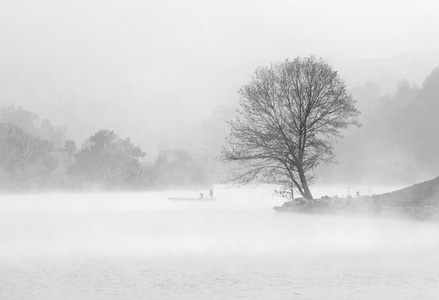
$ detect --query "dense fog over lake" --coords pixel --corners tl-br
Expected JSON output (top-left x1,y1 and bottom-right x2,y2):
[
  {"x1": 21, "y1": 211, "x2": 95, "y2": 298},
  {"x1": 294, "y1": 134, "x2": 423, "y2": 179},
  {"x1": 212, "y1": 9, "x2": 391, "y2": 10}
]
[
  {"x1": 2, "y1": 0, "x2": 439, "y2": 299},
  {"x1": 2, "y1": 187, "x2": 439, "y2": 299}
]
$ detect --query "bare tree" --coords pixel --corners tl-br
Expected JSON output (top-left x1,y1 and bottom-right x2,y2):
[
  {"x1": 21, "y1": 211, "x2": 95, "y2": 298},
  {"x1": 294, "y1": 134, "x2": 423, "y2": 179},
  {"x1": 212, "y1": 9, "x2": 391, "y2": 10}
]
[{"x1": 222, "y1": 56, "x2": 360, "y2": 200}]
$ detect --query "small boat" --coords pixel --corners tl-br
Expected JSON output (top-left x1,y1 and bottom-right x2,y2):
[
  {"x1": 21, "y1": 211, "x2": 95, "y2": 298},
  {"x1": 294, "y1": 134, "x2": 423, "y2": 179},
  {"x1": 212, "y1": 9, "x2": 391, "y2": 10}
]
[{"x1": 168, "y1": 197, "x2": 216, "y2": 201}]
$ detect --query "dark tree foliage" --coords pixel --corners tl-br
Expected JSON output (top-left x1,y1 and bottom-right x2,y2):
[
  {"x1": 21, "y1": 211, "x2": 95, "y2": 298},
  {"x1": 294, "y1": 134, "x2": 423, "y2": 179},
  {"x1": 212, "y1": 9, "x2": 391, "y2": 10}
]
[
  {"x1": 330, "y1": 67, "x2": 439, "y2": 184},
  {"x1": 72, "y1": 129, "x2": 145, "y2": 188},
  {"x1": 64, "y1": 140, "x2": 76, "y2": 165},
  {"x1": 0, "y1": 122, "x2": 57, "y2": 186},
  {"x1": 39, "y1": 118, "x2": 68, "y2": 148},
  {"x1": 0, "y1": 105, "x2": 67, "y2": 148},
  {"x1": 222, "y1": 56, "x2": 360, "y2": 200},
  {"x1": 0, "y1": 105, "x2": 40, "y2": 136}
]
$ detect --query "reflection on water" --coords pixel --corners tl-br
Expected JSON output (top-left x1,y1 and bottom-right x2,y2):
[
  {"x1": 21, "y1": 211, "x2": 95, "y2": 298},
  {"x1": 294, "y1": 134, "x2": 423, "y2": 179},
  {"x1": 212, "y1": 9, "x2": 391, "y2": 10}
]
[{"x1": 1, "y1": 186, "x2": 439, "y2": 299}]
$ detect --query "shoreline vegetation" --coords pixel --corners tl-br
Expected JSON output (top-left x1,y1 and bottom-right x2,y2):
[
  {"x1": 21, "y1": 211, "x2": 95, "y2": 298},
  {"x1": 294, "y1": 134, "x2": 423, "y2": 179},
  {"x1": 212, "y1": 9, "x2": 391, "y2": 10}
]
[
  {"x1": 3, "y1": 61, "x2": 439, "y2": 223},
  {"x1": 275, "y1": 176, "x2": 439, "y2": 222},
  {"x1": 0, "y1": 105, "x2": 211, "y2": 192}
]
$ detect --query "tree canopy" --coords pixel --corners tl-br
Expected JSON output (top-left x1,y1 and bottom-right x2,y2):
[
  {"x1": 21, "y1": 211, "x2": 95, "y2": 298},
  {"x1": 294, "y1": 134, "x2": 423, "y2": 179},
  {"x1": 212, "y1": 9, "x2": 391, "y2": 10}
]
[
  {"x1": 0, "y1": 104, "x2": 210, "y2": 192},
  {"x1": 0, "y1": 105, "x2": 67, "y2": 148},
  {"x1": 72, "y1": 129, "x2": 146, "y2": 188},
  {"x1": 222, "y1": 56, "x2": 360, "y2": 200},
  {"x1": 0, "y1": 122, "x2": 57, "y2": 187}
]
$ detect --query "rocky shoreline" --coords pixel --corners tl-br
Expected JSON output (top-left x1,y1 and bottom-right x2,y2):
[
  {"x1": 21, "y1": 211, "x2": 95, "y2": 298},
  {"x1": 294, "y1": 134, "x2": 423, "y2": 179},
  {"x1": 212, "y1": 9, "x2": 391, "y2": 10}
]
[{"x1": 274, "y1": 177, "x2": 439, "y2": 222}]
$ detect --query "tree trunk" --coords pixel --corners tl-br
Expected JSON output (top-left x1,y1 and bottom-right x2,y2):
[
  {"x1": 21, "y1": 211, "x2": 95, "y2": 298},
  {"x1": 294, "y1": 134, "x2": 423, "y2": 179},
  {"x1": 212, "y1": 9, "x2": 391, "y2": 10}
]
[{"x1": 298, "y1": 167, "x2": 313, "y2": 200}]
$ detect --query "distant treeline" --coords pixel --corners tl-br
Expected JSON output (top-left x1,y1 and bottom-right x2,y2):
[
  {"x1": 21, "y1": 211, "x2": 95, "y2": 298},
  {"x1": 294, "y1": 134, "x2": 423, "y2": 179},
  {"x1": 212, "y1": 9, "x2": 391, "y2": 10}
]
[
  {"x1": 0, "y1": 105, "x2": 209, "y2": 192},
  {"x1": 318, "y1": 66, "x2": 439, "y2": 184}
]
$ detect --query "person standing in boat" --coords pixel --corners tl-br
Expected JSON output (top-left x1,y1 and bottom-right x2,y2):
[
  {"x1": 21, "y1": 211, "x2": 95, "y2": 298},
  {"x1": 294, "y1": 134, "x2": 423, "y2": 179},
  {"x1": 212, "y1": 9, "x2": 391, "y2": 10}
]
[{"x1": 209, "y1": 189, "x2": 213, "y2": 199}]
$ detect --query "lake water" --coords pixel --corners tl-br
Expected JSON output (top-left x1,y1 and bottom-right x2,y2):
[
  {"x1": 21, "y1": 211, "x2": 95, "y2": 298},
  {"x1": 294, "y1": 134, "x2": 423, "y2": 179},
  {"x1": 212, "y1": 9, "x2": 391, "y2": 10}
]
[{"x1": 1, "y1": 186, "x2": 439, "y2": 299}]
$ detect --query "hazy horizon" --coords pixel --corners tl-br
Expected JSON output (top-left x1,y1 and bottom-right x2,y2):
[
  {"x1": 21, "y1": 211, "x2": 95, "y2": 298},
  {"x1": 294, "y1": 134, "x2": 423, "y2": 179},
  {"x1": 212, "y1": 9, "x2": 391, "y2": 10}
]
[{"x1": 1, "y1": 0, "x2": 439, "y2": 149}]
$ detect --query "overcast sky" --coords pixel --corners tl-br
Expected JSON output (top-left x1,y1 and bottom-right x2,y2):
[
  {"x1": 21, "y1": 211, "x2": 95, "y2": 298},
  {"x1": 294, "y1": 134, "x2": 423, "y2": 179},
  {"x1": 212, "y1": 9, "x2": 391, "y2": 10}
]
[{"x1": 1, "y1": 0, "x2": 439, "y2": 147}]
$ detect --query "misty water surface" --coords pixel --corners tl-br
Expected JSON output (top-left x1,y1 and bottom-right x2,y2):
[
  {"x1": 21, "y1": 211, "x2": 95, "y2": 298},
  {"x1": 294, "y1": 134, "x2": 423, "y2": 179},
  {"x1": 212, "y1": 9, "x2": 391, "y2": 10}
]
[{"x1": 1, "y1": 186, "x2": 439, "y2": 299}]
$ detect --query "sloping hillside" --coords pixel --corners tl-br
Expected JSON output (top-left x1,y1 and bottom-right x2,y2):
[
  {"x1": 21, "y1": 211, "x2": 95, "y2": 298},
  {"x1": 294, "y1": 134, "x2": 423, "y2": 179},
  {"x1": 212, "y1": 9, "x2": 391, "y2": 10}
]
[{"x1": 373, "y1": 176, "x2": 439, "y2": 207}]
